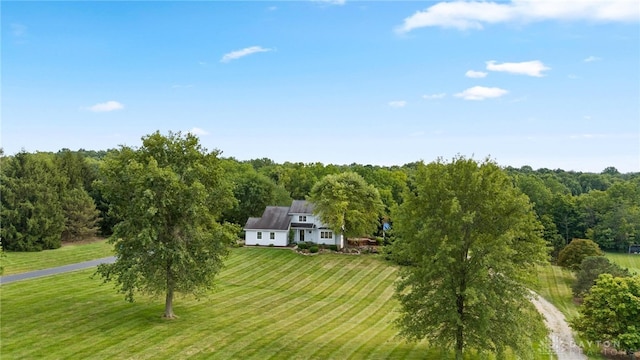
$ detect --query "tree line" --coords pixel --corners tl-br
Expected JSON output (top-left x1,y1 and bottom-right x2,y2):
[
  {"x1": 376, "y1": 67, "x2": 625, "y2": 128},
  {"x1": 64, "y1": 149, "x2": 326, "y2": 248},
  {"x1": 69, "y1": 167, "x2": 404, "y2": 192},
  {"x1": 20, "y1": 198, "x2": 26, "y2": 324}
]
[{"x1": 2, "y1": 145, "x2": 639, "y2": 256}]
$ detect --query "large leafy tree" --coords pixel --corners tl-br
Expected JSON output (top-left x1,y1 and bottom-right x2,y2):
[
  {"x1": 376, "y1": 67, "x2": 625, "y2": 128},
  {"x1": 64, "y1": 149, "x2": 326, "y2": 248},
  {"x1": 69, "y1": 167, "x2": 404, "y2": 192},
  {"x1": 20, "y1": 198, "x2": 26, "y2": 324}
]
[
  {"x1": 308, "y1": 171, "x2": 384, "y2": 241},
  {"x1": 572, "y1": 256, "x2": 630, "y2": 298},
  {"x1": 556, "y1": 238, "x2": 604, "y2": 270},
  {"x1": 572, "y1": 274, "x2": 640, "y2": 356},
  {"x1": 96, "y1": 131, "x2": 238, "y2": 318},
  {"x1": 221, "y1": 161, "x2": 291, "y2": 226},
  {"x1": 393, "y1": 157, "x2": 548, "y2": 359}
]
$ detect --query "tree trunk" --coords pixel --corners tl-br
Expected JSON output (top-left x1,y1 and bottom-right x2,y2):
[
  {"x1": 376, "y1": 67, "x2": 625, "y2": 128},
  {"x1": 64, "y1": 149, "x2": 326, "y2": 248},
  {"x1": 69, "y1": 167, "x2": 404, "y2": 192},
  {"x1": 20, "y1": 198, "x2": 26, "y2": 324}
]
[
  {"x1": 163, "y1": 264, "x2": 176, "y2": 319},
  {"x1": 455, "y1": 293, "x2": 464, "y2": 360}
]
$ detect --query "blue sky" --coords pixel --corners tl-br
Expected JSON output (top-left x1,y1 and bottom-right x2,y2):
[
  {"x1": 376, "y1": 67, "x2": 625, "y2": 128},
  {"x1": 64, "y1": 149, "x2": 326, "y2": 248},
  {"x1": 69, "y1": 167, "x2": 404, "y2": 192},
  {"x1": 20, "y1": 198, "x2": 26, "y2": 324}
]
[{"x1": 3, "y1": 1, "x2": 639, "y2": 172}]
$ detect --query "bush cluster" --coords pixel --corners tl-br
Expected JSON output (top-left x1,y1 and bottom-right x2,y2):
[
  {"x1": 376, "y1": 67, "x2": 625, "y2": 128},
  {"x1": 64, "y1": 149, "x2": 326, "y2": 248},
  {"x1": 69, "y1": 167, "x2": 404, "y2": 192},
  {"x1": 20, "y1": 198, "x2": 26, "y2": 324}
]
[
  {"x1": 309, "y1": 245, "x2": 319, "y2": 253},
  {"x1": 297, "y1": 242, "x2": 309, "y2": 250}
]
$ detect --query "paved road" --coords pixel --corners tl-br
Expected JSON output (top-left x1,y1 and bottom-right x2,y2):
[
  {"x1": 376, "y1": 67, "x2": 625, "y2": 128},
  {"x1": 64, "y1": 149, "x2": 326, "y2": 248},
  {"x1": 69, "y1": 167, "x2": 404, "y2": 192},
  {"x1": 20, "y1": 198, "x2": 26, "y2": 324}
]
[{"x1": 0, "y1": 256, "x2": 116, "y2": 285}]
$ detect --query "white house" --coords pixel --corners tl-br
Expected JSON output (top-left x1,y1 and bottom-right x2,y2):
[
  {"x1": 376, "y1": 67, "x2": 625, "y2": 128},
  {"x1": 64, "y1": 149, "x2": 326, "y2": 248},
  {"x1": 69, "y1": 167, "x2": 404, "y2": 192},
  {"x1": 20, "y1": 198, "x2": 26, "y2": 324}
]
[
  {"x1": 244, "y1": 200, "x2": 344, "y2": 248},
  {"x1": 244, "y1": 206, "x2": 291, "y2": 247}
]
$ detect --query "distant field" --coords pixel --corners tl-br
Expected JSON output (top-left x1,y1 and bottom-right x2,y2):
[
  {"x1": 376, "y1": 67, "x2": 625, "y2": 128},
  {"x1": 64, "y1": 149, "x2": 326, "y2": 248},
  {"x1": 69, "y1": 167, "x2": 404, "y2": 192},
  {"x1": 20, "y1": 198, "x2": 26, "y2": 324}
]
[
  {"x1": 606, "y1": 253, "x2": 640, "y2": 274},
  {"x1": 1, "y1": 238, "x2": 113, "y2": 275},
  {"x1": 1, "y1": 247, "x2": 552, "y2": 359}
]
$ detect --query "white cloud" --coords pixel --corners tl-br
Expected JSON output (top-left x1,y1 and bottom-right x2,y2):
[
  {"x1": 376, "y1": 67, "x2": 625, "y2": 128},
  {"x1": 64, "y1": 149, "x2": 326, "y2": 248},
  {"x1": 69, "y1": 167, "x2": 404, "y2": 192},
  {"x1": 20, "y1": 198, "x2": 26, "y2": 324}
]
[
  {"x1": 584, "y1": 55, "x2": 602, "y2": 62},
  {"x1": 422, "y1": 93, "x2": 446, "y2": 100},
  {"x1": 189, "y1": 127, "x2": 209, "y2": 136},
  {"x1": 455, "y1": 86, "x2": 508, "y2": 100},
  {"x1": 388, "y1": 100, "x2": 407, "y2": 108},
  {"x1": 221, "y1": 46, "x2": 273, "y2": 63},
  {"x1": 396, "y1": 0, "x2": 639, "y2": 33},
  {"x1": 465, "y1": 70, "x2": 488, "y2": 78},
  {"x1": 88, "y1": 101, "x2": 124, "y2": 112},
  {"x1": 486, "y1": 60, "x2": 550, "y2": 77}
]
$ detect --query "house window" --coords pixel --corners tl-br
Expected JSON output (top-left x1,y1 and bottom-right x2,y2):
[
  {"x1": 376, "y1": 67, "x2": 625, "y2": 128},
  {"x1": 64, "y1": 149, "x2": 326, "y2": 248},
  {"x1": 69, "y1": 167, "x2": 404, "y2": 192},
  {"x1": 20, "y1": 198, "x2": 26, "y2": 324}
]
[
  {"x1": 257, "y1": 232, "x2": 262, "y2": 239},
  {"x1": 321, "y1": 231, "x2": 333, "y2": 239},
  {"x1": 270, "y1": 232, "x2": 275, "y2": 240},
  {"x1": 298, "y1": 215, "x2": 307, "y2": 222}
]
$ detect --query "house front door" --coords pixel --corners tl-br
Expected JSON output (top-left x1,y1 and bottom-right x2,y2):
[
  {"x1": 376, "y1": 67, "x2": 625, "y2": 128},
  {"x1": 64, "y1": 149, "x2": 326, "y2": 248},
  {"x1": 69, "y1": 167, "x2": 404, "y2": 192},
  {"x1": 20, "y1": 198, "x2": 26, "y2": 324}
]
[{"x1": 299, "y1": 229, "x2": 305, "y2": 242}]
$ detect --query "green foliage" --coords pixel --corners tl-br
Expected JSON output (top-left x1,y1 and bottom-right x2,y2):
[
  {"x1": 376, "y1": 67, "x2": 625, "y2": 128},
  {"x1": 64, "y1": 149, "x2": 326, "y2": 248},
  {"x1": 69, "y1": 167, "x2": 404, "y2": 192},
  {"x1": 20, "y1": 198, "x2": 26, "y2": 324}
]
[
  {"x1": 61, "y1": 188, "x2": 100, "y2": 242},
  {"x1": 95, "y1": 131, "x2": 238, "y2": 318},
  {"x1": 1, "y1": 152, "x2": 66, "y2": 251},
  {"x1": 297, "y1": 242, "x2": 309, "y2": 250},
  {"x1": 309, "y1": 245, "x2": 319, "y2": 253},
  {"x1": 557, "y1": 239, "x2": 604, "y2": 270},
  {"x1": 222, "y1": 167, "x2": 291, "y2": 226},
  {"x1": 572, "y1": 256, "x2": 631, "y2": 298},
  {"x1": 328, "y1": 244, "x2": 338, "y2": 251},
  {"x1": 571, "y1": 274, "x2": 640, "y2": 354},
  {"x1": 393, "y1": 157, "x2": 549, "y2": 359},
  {"x1": 308, "y1": 171, "x2": 385, "y2": 240}
]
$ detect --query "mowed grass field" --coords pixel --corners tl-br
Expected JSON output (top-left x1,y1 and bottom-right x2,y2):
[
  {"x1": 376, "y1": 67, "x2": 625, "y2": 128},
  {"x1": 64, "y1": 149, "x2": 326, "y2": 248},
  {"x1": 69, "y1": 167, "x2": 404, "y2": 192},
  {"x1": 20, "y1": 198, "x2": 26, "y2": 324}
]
[
  {"x1": 1, "y1": 246, "x2": 554, "y2": 360},
  {"x1": 606, "y1": 252, "x2": 640, "y2": 274},
  {"x1": 2, "y1": 238, "x2": 113, "y2": 275}
]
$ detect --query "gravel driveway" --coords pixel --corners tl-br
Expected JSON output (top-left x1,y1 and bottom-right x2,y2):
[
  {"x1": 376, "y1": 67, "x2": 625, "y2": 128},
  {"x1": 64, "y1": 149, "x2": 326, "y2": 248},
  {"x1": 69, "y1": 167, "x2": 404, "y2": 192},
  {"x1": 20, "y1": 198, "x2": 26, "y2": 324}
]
[{"x1": 530, "y1": 292, "x2": 587, "y2": 360}]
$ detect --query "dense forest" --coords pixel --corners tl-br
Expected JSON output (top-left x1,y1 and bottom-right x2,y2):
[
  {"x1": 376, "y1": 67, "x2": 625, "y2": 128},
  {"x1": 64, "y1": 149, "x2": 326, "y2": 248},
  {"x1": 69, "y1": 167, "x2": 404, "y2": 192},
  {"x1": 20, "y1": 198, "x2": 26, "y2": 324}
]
[{"x1": 2, "y1": 147, "x2": 639, "y2": 257}]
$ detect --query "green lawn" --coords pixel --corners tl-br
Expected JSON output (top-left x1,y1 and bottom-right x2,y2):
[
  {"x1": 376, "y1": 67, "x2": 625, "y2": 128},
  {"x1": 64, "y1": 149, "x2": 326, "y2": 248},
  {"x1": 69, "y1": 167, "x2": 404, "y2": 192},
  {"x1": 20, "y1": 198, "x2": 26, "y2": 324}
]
[
  {"x1": 1, "y1": 239, "x2": 113, "y2": 275},
  {"x1": 606, "y1": 252, "x2": 640, "y2": 274},
  {"x1": 1, "y1": 247, "x2": 553, "y2": 359},
  {"x1": 535, "y1": 265, "x2": 606, "y2": 359}
]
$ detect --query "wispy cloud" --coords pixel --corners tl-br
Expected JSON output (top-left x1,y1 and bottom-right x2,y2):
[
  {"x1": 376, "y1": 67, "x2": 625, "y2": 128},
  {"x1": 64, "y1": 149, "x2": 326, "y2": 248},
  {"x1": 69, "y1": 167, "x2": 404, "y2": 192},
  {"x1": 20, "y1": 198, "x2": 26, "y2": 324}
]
[
  {"x1": 88, "y1": 101, "x2": 124, "y2": 112},
  {"x1": 455, "y1": 86, "x2": 508, "y2": 100},
  {"x1": 465, "y1": 70, "x2": 487, "y2": 78},
  {"x1": 221, "y1": 46, "x2": 273, "y2": 63},
  {"x1": 486, "y1": 60, "x2": 550, "y2": 77},
  {"x1": 189, "y1": 127, "x2": 209, "y2": 136},
  {"x1": 422, "y1": 93, "x2": 446, "y2": 100},
  {"x1": 11, "y1": 23, "x2": 27, "y2": 37},
  {"x1": 396, "y1": 0, "x2": 639, "y2": 33},
  {"x1": 312, "y1": 0, "x2": 346, "y2": 5},
  {"x1": 388, "y1": 100, "x2": 407, "y2": 108},
  {"x1": 583, "y1": 55, "x2": 602, "y2": 62}
]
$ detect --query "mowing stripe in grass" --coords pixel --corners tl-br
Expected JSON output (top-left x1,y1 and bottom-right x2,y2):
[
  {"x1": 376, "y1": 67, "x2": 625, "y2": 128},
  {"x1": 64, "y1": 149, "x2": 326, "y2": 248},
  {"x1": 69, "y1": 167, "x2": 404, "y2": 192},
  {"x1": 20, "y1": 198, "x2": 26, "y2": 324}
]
[
  {"x1": 302, "y1": 267, "x2": 398, "y2": 359},
  {"x1": 209, "y1": 259, "x2": 352, "y2": 356},
  {"x1": 231, "y1": 257, "x2": 385, "y2": 359}
]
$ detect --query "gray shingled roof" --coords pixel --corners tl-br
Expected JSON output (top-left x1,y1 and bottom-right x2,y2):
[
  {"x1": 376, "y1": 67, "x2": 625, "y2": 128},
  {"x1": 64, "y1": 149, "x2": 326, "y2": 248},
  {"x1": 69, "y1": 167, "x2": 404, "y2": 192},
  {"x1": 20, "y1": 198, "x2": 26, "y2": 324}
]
[
  {"x1": 244, "y1": 206, "x2": 292, "y2": 231},
  {"x1": 289, "y1": 200, "x2": 315, "y2": 214}
]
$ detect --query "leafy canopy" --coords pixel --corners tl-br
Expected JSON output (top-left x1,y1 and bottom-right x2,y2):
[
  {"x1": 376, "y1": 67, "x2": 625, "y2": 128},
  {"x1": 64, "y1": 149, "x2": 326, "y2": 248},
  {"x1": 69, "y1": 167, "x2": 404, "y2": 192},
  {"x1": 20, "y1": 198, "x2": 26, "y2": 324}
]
[
  {"x1": 572, "y1": 256, "x2": 630, "y2": 298},
  {"x1": 393, "y1": 157, "x2": 548, "y2": 359},
  {"x1": 572, "y1": 274, "x2": 640, "y2": 354},
  {"x1": 308, "y1": 171, "x2": 384, "y2": 239},
  {"x1": 557, "y1": 238, "x2": 604, "y2": 270},
  {"x1": 95, "y1": 131, "x2": 238, "y2": 318}
]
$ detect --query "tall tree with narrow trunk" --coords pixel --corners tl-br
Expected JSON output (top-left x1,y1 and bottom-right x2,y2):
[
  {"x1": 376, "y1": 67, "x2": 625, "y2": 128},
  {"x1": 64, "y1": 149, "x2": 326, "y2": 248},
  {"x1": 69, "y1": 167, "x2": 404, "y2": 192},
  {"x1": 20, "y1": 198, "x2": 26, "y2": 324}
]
[
  {"x1": 393, "y1": 157, "x2": 548, "y2": 359},
  {"x1": 95, "y1": 131, "x2": 237, "y2": 318}
]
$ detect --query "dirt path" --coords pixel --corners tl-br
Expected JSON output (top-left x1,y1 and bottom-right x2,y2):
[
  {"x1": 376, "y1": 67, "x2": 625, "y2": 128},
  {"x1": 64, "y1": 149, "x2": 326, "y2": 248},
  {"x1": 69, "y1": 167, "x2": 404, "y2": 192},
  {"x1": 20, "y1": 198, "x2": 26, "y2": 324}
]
[{"x1": 530, "y1": 292, "x2": 587, "y2": 360}]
